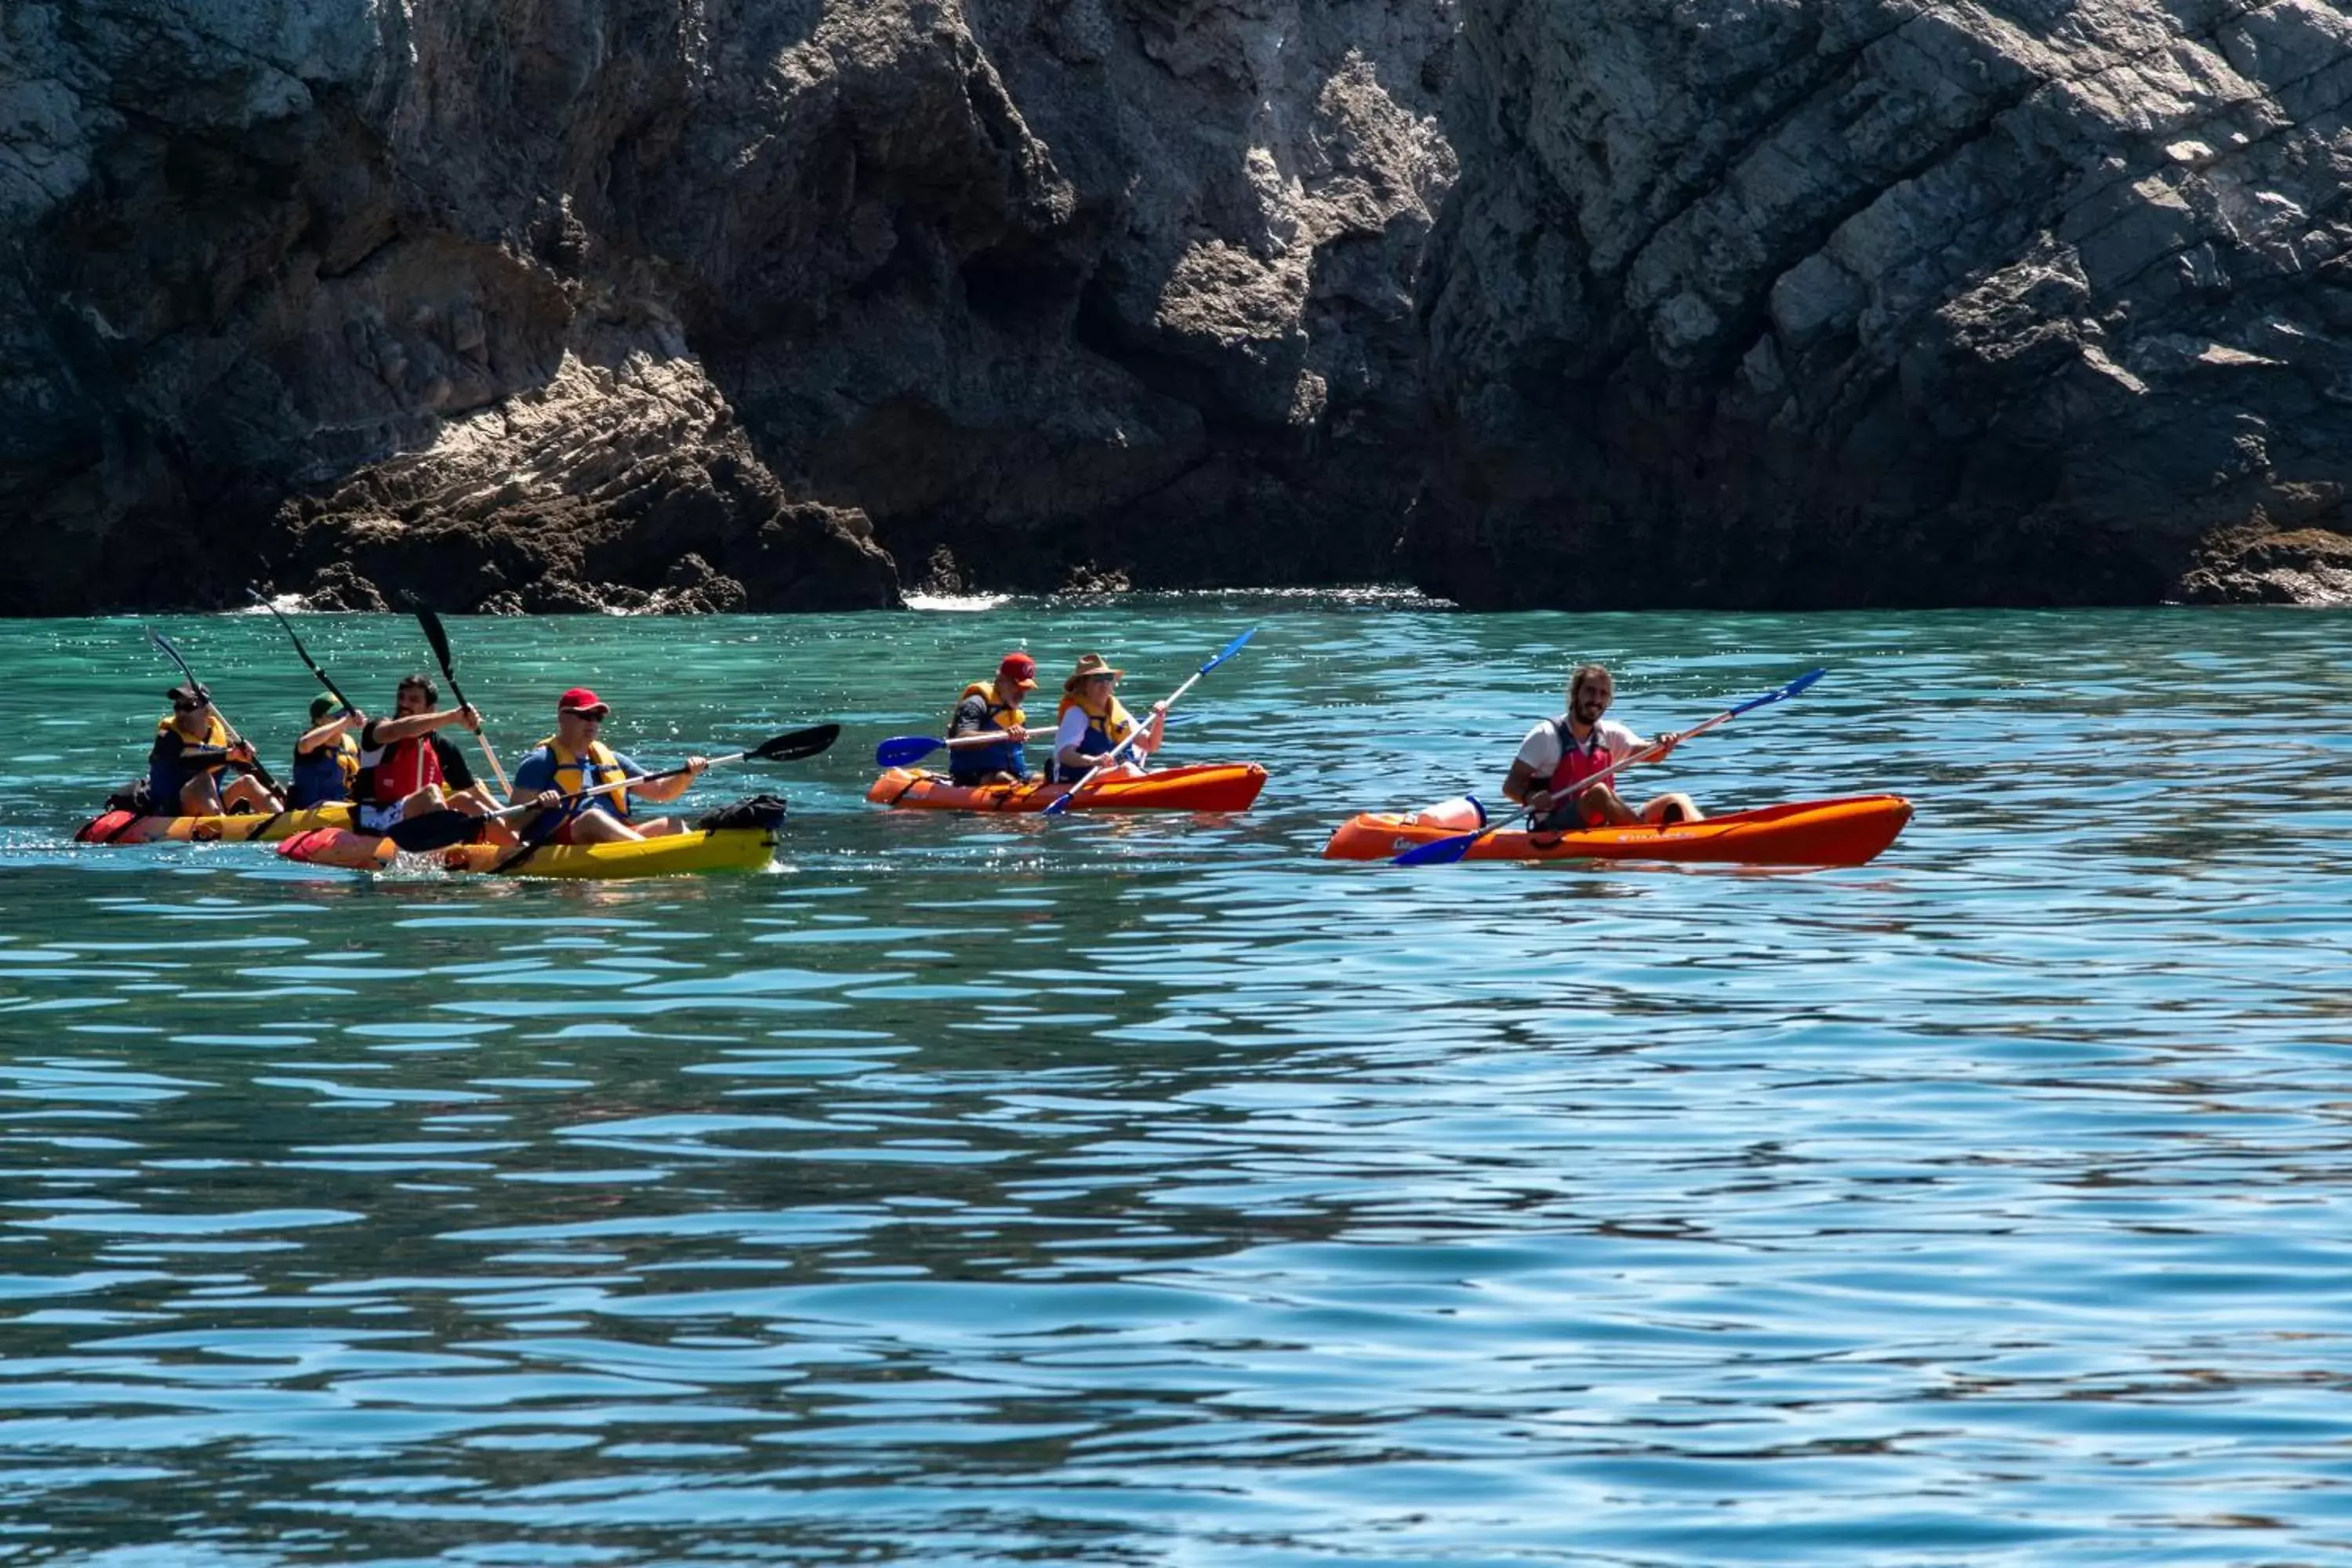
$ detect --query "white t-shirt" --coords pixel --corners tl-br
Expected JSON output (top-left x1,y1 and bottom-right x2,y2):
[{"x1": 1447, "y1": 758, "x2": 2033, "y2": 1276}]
[
  {"x1": 1515, "y1": 717, "x2": 1644, "y2": 779},
  {"x1": 1056, "y1": 706, "x2": 1156, "y2": 763}
]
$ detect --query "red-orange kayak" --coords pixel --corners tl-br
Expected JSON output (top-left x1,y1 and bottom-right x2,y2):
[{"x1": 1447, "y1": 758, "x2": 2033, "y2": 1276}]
[
  {"x1": 868, "y1": 763, "x2": 1268, "y2": 813},
  {"x1": 1323, "y1": 795, "x2": 1912, "y2": 866},
  {"x1": 74, "y1": 804, "x2": 354, "y2": 844}
]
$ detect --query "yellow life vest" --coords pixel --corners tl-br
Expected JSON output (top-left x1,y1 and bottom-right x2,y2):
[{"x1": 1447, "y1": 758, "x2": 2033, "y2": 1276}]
[
  {"x1": 157, "y1": 713, "x2": 229, "y2": 747},
  {"x1": 955, "y1": 681, "x2": 1025, "y2": 734},
  {"x1": 1056, "y1": 691, "x2": 1137, "y2": 750},
  {"x1": 539, "y1": 734, "x2": 631, "y2": 819}
]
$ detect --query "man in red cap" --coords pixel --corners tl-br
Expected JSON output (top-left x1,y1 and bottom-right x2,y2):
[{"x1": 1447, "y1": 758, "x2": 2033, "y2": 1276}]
[
  {"x1": 946, "y1": 652, "x2": 1036, "y2": 786},
  {"x1": 508, "y1": 688, "x2": 710, "y2": 844}
]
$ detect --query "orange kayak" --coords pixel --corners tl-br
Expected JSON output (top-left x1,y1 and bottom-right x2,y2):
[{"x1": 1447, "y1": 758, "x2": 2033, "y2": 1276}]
[
  {"x1": 868, "y1": 763, "x2": 1268, "y2": 813},
  {"x1": 1323, "y1": 795, "x2": 1912, "y2": 866}
]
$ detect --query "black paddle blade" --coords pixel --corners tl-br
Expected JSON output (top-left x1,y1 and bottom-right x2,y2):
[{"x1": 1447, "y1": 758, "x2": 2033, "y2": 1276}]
[
  {"x1": 146, "y1": 626, "x2": 198, "y2": 687},
  {"x1": 380, "y1": 808, "x2": 481, "y2": 853},
  {"x1": 748, "y1": 724, "x2": 840, "y2": 763},
  {"x1": 410, "y1": 601, "x2": 456, "y2": 677}
]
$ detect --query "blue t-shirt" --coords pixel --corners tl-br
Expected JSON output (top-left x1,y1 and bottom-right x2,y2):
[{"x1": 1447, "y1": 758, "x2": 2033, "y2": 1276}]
[{"x1": 513, "y1": 745, "x2": 643, "y2": 818}]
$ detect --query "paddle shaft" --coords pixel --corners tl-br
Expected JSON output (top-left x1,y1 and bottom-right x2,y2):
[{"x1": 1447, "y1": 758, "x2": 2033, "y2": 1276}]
[
  {"x1": 414, "y1": 608, "x2": 513, "y2": 796},
  {"x1": 486, "y1": 750, "x2": 742, "y2": 822},
  {"x1": 147, "y1": 628, "x2": 279, "y2": 791},
  {"x1": 1519, "y1": 709, "x2": 1730, "y2": 818},
  {"x1": 251, "y1": 593, "x2": 363, "y2": 719}
]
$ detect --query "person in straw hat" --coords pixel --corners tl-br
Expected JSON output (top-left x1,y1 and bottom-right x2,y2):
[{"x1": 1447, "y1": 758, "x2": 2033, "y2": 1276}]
[{"x1": 1048, "y1": 652, "x2": 1167, "y2": 784}]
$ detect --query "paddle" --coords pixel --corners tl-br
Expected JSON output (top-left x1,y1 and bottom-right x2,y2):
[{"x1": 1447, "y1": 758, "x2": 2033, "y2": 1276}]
[
  {"x1": 1392, "y1": 667, "x2": 1829, "y2": 866},
  {"x1": 144, "y1": 626, "x2": 280, "y2": 791},
  {"x1": 248, "y1": 589, "x2": 363, "y2": 720},
  {"x1": 874, "y1": 732, "x2": 1026, "y2": 768},
  {"x1": 378, "y1": 724, "x2": 840, "y2": 852},
  {"x1": 408, "y1": 599, "x2": 513, "y2": 797},
  {"x1": 1040, "y1": 627, "x2": 1258, "y2": 816}
]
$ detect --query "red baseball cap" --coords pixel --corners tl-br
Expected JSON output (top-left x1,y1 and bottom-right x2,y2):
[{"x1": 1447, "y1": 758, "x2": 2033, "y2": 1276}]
[
  {"x1": 997, "y1": 652, "x2": 1038, "y2": 690},
  {"x1": 557, "y1": 687, "x2": 611, "y2": 716}
]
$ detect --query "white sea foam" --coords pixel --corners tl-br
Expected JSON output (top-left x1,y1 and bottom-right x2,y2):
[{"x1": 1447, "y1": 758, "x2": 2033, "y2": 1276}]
[
  {"x1": 906, "y1": 592, "x2": 1014, "y2": 612},
  {"x1": 232, "y1": 593, "x2": 313, "y2": 615}
]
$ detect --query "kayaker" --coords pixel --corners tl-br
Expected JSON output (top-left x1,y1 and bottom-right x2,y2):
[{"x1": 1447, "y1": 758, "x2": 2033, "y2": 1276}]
[
  {"x1": 354, "y1": 674, "x2": 501, "y2": 835},
  {"x1": 508, "y1": 688, "x2": 708, "y2": 844},
  {"x1": 147, "y1": 684, "x2": 282, "y2": 817},
  {"x1": 1048, "y1": 653, "x2": 1167, "y2": 783},
  {"x1": 287, "y1": 694, "x2": 361, "y2": 810},
  {"x1": 1502, "y1": 663, "x2": 1700, "y2": 829},
  {"x1": 946, "y1": 652, "x2": 1036, "y2": 786}
]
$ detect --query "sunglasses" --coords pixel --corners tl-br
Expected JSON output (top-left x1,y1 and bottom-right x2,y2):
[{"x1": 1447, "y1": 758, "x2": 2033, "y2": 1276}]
[{"x1": 172, "y1": 701, "x2": 205, "y2": 712}]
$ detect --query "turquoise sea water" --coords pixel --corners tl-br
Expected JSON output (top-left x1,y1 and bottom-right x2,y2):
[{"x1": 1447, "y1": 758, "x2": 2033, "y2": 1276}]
[{"x1": 2, "y1": 597, "x2": 2349, "y2": 1564}]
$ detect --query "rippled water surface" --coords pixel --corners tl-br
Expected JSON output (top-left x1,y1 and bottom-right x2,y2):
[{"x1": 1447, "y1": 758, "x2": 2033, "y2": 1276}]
[{"x1": 2, "y1": 599, "x2": 2349, "y2": 1565}]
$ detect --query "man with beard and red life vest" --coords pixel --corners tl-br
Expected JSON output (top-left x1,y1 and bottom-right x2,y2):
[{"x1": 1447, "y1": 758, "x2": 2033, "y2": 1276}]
[
  {"x1": 352, "y1": 673, "x2": 505, "y2": 837},
  {"x1": 1501, "y1": 663, "x2": 1700, "y2": 831},
  {"x1": 506, "y1": 687, "x2": 708, "y2": 844}
]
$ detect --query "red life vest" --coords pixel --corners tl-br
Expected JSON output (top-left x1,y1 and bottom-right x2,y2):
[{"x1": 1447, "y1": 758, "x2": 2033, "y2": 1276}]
[
  {"x1": 1548, "y1": 719, "x2": 1619, "y2": 797},
  {"x1": 362, "y1": 732, "x2": 444, "y2": 805},
  {"x1": 1538, "y1": 720, "x2": 1632, "y2": 832}
]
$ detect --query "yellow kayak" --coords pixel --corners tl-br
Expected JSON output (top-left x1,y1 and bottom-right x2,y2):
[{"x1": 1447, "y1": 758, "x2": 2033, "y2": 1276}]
[{"x1": 278, "y1": 826, "x2": 778, "y2": 880}]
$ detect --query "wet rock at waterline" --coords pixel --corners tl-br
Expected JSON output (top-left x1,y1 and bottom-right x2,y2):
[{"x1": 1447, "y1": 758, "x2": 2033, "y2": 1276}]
[{"x1": 1410, "y1": 0, "x2": 2352, "y2": 608}]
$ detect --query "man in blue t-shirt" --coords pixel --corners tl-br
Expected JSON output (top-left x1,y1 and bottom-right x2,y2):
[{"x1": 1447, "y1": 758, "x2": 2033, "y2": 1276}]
[{"x1": 509, "y1": 687, "x2": 708, "y2": 844}]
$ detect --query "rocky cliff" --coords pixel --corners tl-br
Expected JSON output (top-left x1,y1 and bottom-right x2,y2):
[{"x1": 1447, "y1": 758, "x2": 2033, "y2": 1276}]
[
  {"x1": 16, "y1": 0, "x2": 2351, "y2": 616},
  {"x1": 1413, "y1": 0, "x2": 2352, "y2": 607},
  {"x1": 2, "y1": 0, "x2": 1456, "y2": 613}
]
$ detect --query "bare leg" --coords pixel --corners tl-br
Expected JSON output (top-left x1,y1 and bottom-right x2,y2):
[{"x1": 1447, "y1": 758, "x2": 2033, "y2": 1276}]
[
  {"x1": 1639, "y1": 793, "x2": 1703, "y2": 826},
  {"x1": 448, "y1": 784, "x2": 519, "y2": 844},
  {"x1": 223, "y1": 775, "x2": 281, "y2": 814},
  {"x1": 1575, "y1": 785, "x2": 1642, "y2": 827},
  {"x1": 562, "y1": 810, "x2": 647, "y2": 844},
  {"x1": 633, "y1": 816, "x2": 688, "y2": 839},
  {"x1": 397, "y1": 784, "x2": 451, "y2": 819},
  {"x1": 179, "y1": 774, "x2": 226, "y2": 816}
]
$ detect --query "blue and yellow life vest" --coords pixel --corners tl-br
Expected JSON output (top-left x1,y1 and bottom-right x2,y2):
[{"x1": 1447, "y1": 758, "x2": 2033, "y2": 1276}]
[
  {"x1": 147, "y1": 712, "x2": 230, "y2": 804},
  {"x1": 289, "y1": 729, "x2": 360, "y2": 810},
  {"x1": 1047, "y1": 691, "x2": 1138, "y2": 782},
  {"x1": 950, "y1": 682, "x2": 1027, "y2": 782},
  {"x1": 539, "y1": 735, "x2": 632, "y2": 820}
]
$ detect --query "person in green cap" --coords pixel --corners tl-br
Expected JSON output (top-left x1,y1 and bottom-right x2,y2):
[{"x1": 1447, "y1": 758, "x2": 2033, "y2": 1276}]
[{"x1": 288, "y1": 693, "x2": 362, "y2": 810}]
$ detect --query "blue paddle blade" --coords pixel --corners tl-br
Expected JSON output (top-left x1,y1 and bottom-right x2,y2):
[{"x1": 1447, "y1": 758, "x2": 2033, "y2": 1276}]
[
  {"x1": 875, "y1": 735, "x2": 944, "y2": 768},
  {"x1": 1200, "y1": 626, "x2": 1257, "y2": 673},
  {"x1": 1729, "y1": 666, "x2": 1828, "y2": 716},
  {"x1": 1393, "y1": 830, "x2": 1480, "y2": 867},
  {"x1": 1040, "y1": 793, "x2": 1075, "y2": 817}
]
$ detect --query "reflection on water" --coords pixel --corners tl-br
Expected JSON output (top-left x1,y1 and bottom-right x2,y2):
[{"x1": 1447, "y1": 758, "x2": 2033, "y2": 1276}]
[{"x1": 1, "y1": 603, "x2": 2349, "y2": 1563}]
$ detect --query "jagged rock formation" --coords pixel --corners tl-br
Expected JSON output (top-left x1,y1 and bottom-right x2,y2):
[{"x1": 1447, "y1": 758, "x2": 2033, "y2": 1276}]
[
  {"x1": 0, "y1": 0, "x2": 1457, "y2": 613},
  {"x1": 1413, "y1": 0, "x2": 2352, "y2": 607}
]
